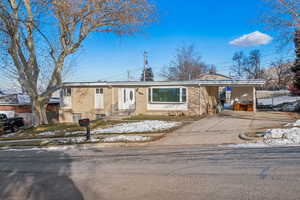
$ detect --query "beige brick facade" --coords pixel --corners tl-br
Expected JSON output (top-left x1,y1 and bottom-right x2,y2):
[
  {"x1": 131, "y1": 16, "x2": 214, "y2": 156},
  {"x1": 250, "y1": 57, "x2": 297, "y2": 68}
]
[
  {"x1": 60, "y1": 87, "x2": 114, "y2": 122},
  {"x1": 59, "y1": 85, "x2": 245, "y2": 123},
  {"x1": 134, "y1": 87, "x2": 148, "y2": 114},
  {"x1": 199, "y1": 86, "x2": 219, "y2": 115}
]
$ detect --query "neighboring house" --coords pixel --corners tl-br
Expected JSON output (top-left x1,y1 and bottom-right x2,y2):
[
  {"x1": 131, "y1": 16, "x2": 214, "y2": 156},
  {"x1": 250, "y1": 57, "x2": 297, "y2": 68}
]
[
  {"x1": 197, "y1": 73, "x2": 233, "y2": 103},
  {"x1": 59, "y1": 79, "x2": 264, "y2": 123},
  {"x1": 197, "y1": 73, "x2": 232, "y2": 80},
  {"x1": 0, "y1": 94, "x2": 60, "y2": 125}
]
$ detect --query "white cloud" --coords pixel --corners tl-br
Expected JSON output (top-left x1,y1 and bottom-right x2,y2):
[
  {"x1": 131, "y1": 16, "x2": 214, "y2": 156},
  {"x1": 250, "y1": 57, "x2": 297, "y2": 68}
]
[{"x1": 229, "y1": 31, "x2": 273, "y2": 47}]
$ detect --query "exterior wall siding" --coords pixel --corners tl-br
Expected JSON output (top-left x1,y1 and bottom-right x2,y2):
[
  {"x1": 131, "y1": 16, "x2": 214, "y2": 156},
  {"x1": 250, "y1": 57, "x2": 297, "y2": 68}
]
[
  {"x1": 59, "y1": 109, "x2": 73, "y2": 123},
  {"x1": 188, "y1": 87, "x2": 201, "y2": 116},
  {"x1": 134, "y1": 87, "x2": 148, "y2": 115},
  {"x1": 59, "y1": 85, "x2": 223, "y2": 122},
  {"x1": 199, "y1": 86, "x2": 219, "y2": 115},
  {"x1": 60, "y1": 87, "x2": 115, "y2": 122}
]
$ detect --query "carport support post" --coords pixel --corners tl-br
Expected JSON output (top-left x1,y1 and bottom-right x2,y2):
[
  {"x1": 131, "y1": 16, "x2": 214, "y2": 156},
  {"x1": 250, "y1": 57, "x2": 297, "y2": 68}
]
[{"x1": 253, "y1": 87, "x2": 257, "y2": 112}]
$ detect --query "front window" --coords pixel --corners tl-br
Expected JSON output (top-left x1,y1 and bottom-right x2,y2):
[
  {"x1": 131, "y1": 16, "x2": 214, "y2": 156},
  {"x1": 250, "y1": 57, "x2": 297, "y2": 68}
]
[
  {"x1": 73, "y1": 113, "x2": 82, "y2": 122},
  {"x1": 61, "y1": 88, "x2": 72, "y2": 108},
  {"x1": 124, "y1": 90, "x2": 126, "y2": 103},
  {"x1": 96, "y1": 88, "x2": 103, "y2": 94},
  {"x1": 130, "y1": 91, "x2": 133, "y2": 101},
  {"x1": 149, "y1": 88, "x2": 187, "y2": 103},
  {"x1": 63, "y1": 88, "x2": 71, "y2": 97},
  {"x1": 96, "y1": 114, "x2": 105, "y2": 119}
]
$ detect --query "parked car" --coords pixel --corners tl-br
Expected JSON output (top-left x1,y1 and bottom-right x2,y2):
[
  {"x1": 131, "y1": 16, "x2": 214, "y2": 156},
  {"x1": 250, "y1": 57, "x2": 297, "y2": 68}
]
[{"x1": 0, "y1": 114, "x2": 25, "y2": 133}]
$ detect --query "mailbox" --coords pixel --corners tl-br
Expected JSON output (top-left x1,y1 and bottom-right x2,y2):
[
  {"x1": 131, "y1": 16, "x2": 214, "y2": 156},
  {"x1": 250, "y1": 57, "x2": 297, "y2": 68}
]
[
  {"x1": 79, "y1": 118, "x2": 91, "y2": 140},
  {"x1": 79, "y1": 118, "x2": 90, "y2": 127}
]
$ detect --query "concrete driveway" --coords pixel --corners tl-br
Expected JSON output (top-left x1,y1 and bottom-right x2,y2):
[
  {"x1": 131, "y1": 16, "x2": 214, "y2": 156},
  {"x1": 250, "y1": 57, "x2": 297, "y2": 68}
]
[{"x1": 154, "y1": 110, "x2": 298, "y2": 146}]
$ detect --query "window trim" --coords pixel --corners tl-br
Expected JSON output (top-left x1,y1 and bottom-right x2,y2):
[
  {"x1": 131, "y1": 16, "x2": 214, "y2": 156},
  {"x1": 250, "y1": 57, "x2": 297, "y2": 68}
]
[
  {"x1": 63, "y1": 88, "x2": 71, "y2": 97},
  {"x1": 96, "y1": 88, "x2": 104, "y2": 94},
  {"x1": 61, "y1": 88, "x2": 72, "y2": 108},
  {"x1": 72, "y1": 113, "x2": 82, "y2": 123},
  {"x1": 95, "y1": 88, "x2": 104, "y2": 109},
  {"x1": 148, "y1": 87, "x2": 188, "y2": 104}
]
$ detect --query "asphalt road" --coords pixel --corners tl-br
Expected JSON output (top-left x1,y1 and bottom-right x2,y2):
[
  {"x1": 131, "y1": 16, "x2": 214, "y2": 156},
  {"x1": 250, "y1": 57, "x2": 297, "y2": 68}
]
[{"x1": 1, "y1": 145, "x2": 300, "y2": 200}]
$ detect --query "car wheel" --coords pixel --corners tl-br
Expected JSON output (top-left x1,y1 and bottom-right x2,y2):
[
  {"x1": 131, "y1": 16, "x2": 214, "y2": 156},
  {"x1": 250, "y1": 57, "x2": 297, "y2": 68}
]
[{"x1": 11, "y1": 125, "x2": 19, "y2": 133}]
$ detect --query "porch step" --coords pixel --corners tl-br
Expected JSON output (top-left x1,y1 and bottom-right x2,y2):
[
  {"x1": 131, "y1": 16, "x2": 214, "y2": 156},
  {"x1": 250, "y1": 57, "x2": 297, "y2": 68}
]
[
  {"x1": 105, "y1": 115, "x2": 127, "y2": 120},
  {"x1": 112, "y1": 110, "x2": 135, "y2": 116}
]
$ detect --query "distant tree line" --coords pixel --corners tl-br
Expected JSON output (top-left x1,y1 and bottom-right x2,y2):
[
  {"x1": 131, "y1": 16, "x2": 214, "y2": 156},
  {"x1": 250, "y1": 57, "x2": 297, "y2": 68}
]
[{"x1": 230, "y1": 49, "x2": 293, "y2": 90}]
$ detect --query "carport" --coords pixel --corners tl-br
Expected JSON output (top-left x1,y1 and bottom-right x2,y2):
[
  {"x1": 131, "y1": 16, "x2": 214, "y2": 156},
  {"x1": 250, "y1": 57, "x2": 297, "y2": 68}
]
[{"x1": 199, "y1": 80, "x2": 265, "y2": 112}]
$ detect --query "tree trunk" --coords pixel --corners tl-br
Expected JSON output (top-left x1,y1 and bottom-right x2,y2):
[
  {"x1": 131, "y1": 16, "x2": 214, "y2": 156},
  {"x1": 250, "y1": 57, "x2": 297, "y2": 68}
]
[
  {"x1": 32, "y1": 98, "x2": 48, "y2": 126},
  {"x1": 292, "y1": 29, "x2": 300, "y2": 90}
]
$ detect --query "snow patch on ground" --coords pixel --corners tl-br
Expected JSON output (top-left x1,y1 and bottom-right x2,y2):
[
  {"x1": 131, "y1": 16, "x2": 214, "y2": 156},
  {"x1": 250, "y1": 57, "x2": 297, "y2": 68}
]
[
  {"x1": 103, "y1": 135, "x2": 151, "y2": 142},
  {"x1": 258, "y1": 96, "x2": 300, "y2": 106},
  {"x1": 3, "y1": 146, "x2": 76, "y2": 151},
  {"x1": 227, "y1": 142, "x2": 268, "y2": 148},
  {"x1": 37, "y1": 131, "x2": 57, "y2": 136},
  {"x1": 274, "y1": 101, "x2": 300, "y2": 112},
  {"x1": 263, "y1": 128, "x2": 300, "y2": 145},
  {"x1": 36, "y1": 130, "x2": 85, "y2": 137},
  {"x1": 230, "y1": 120, "x2": 300, "y2": 148},
  {"x1": 258, "y1": 96, "x2": 300, "y2": 112},
  {"x1": 1, "y1": 132, "x2": 16, "y2": 138},
  {"x1": 65, "y1": 131, "x2": 85, "y2": 136},
  {"x1": 285, "y1": 120, "x2": 300, "y2": 127},
  {"x1": 93, "y1": 121, "x2": 181, "y2": 134},
  {"x1": 53, "y1": 136, "x2": 101, "y2": 144}
]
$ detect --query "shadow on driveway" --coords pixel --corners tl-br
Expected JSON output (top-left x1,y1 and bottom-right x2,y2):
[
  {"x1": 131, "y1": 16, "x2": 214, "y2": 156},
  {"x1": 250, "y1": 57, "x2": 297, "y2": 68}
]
[{"x1": 0, "y1": 149, "x2": 83, "y2": 200}]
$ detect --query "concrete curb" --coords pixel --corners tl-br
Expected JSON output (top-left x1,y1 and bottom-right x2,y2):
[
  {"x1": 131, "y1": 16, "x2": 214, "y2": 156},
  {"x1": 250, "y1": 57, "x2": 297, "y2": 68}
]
[
  {"x1": 239, "y1": 133, "x2": 257, "y2": 141},
  {"x1": 0, "y1": 133, "x2": 166, "y2": 149}
]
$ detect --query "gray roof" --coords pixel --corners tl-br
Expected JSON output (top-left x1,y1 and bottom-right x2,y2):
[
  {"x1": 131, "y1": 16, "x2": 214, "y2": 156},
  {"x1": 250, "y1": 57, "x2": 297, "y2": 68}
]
[{"x1": 63, "y1": 79, "x2": 265, "y2": 87}]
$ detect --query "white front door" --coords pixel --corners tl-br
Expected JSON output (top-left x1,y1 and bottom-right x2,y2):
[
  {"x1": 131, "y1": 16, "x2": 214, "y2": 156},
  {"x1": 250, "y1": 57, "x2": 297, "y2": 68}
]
[
  {"x1": 95, "y1": 88, "x2": 104, "y2": 109},
  {"x1": 119, "y1": 88, "x2": 135, "y2": 110}
]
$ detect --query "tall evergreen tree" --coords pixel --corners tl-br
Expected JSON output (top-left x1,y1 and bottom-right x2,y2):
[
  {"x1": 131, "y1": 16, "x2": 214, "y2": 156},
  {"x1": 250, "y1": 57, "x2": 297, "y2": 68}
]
[
  {"x1": 292, "y1": 30, "x2": 300, "y2": 90},
  {"x1": 141, "y1": 67, "x2": 154, "y2": 81}
]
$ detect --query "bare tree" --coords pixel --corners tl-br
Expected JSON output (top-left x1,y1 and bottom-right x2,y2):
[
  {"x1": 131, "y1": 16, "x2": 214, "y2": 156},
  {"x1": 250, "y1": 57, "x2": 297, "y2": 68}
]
[
  {"x1": 273, "y1": 60, "x2": 293, "y2": 89},
  {"x1": 230, "y1": 51, "x2": 245, "y2": 78},
  {"x1": 230, "y1": 50, "x2": 262, "y2": 79},
  {"x1": 161, "y1": 44, "x2": 208, "y2": 81},
  {"x1": 262, "y1": 0, "x2": 300, "y2": 90},
  {"x1": 264, "y1": 59, "x2": 293, "y2": 89},
  {"x1": 243, "y1": 50, "x2": 262, "y2": 79},
  {"x1": 262, "y1": 0, "x2": 300, "y2": 47},
  {"x1": 0, "y1": 0, "x2": 155, "y2": 125}
]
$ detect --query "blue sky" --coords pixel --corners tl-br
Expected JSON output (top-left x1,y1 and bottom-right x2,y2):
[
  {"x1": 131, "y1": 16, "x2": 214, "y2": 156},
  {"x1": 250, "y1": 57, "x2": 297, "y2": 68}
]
[{"x1": 70, "y1": 0, "x2": 293, "y2": 82}]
